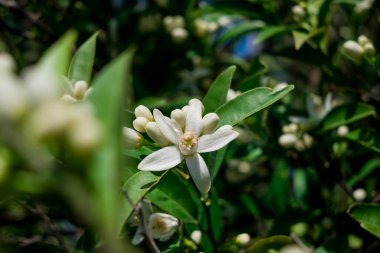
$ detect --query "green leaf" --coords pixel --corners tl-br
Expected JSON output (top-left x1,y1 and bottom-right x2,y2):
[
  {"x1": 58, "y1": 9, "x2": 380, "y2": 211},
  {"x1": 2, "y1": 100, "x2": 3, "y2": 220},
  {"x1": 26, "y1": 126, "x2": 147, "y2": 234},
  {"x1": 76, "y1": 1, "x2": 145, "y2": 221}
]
[
  {"x1": 216, "y1": 21, "x2": 265, "y2": 45},
  {"x1": 87, "y1": 50, "x2": 133, "y2": 239},
  {"x1": 345, "y1": 128, "x2": 380, "y2": 153},
  {"x1": 247, "y1": 235, "x2": 293, "y2": 253},
  {"x1": 216, "y1": 85, "x2": 294, "y2": 126},
  {"x1": 347, "y1": 158, "x2": 380, "y2": 187},
  {"x1": 374, "y1": 55, "x2": 380, "y2": 71},
  {"x1": 203, "y1": 66, "x2": 236, "y2": 114},
  {"x1": 208, "y1": 146, "x2": 227, "y2": 181},
  {"x1": 147, "y1": 171, "x2": 198, "y2": 224},
  {"x1": 292, "y1": 30, "x2": 310, "y2": 50},
  {"x1": 254, "y1": 26, "x2": 292, "y2": 45},
  {"x1": 348, "y1": 203, "x2": 380, "y2": 238},
  {"x1": 209, "y1": 188, "x2": 222, "y2": 241},
  {"x1": 73, "y1": 230, "x2": 96, "y2": 253},
  {"x1": 318, "y1": 103, "x2": 376, "y2": 132},
  {"x1": 68, "y1": 32, "x2": 99, "y2": 83}
]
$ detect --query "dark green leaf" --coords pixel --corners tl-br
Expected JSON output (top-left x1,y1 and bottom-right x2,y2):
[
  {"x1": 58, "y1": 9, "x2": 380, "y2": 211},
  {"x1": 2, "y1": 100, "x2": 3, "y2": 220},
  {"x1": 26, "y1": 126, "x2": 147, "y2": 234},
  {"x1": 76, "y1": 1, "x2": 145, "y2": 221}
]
[
  {"x1": 68, "y1": 32, "x2": 99, "y2": 83},
  {"x1": 347, "y1": 158, "x2": 380, "y2": 187},
  {"x1": 216, "y1": 21, "x2": 265, "y2": 45},
  {"x1": 216, "y1": 85, "x2": 294, "y2": 126},
  {"x1": 247, "y1": 235, "x2": 293, "y2": 253},
  {"x1": 346, "y1": 128, "x2": 380, "y2": 153},
  {"x1": 254, "y1": 26, "x2": 292, "y2": 45},
  {"x1": 203, "y1": 66, "x2": 236, "y2": 113},
  {"x1": 73, "y1": 230, "x2": 97, "y2": 253},
  {"x1": 147, "y1": 171, "x2": 198, "y2": 224},
  {"x1": 208, "y1": 146, "x2": 227, "y2": 181},
  {"x1": 209, "y1": 188, "x2": 222, "y2": 241},
  {"x1": 318, "y1": 103, "x2": 376, "y2": 132},
  {"x1": 374, "y1": 55, "x2": 380, "y2": 71},
  {"x1": 348, "y1": 203, "x2": 380, "y2": 238}
]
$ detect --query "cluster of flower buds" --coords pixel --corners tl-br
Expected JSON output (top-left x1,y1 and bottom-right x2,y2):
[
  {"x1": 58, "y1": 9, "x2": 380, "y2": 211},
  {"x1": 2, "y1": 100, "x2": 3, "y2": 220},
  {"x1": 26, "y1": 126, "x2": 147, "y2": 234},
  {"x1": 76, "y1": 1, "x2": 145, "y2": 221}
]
[
  {"x1": 343, "y1": 35, "x2": 376, "y2": 61},
  {"x1": 163, "y1": 15, "x2": 188, "y2": 43},
  {"x1": 279, "y1": 123, "x2": 313, "y2": 151},
  {"x1": 129, "y1": 199, "x2": 178, "y2": 245},
  {"x1": 61, "y1": 79, "x2": 92, "y2": 102}
]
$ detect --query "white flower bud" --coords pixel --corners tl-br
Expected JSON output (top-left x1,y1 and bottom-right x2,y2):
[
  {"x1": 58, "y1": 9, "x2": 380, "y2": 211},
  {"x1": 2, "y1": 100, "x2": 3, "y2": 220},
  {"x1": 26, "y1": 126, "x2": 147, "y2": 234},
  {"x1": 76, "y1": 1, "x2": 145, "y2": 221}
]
[
  {"x1": 279, "y1": 244, "x2": 307, "y2": 253},
  {"x1": 133, "y1": 117, "x2": 150, "y2": 132},
  {"x1": 123, "y1": 127, "x2": 143, "y2": 149},
  {"x1": 182, "y1": 105, "x2": 190, "y2": 114},
  {"x1": 194, "y1": 19, "x2": 208, "y2": 37},
  {"x1": 171, "y1": 27, "x2": 188, "y2": 43},
  {"x1": 146, "y1": 122, "x2": 170, "y2": 147},
  {"x1": 235, "y1": 233, "x2": 250, "y2": 246},
  {"x1": 190, "y1": 230, "x2": 202, "y2": 244},
  {"x1": 163, "y1": 16, "x2": 174, "y2": 31},
  {"x1": 343, "y1": 41, "x2": 364, "y2": 60},
  {"x1": 148, "y1": 213, "x2": 178, "y2": 242},
  {"x1": 189, "y1": 98, "x2": 204, "y2": 112},
  {"x1": 337, "y1": 125, "x2": 349, "y2": 137},
  {"x1": 171, "y1": 109, "x2": 187, "y2": 130},
  {"x1": 202, "y1": 113, "x2": 220, "y2": 134},
  {"x1": 353, "y1": 188, "x2": 367, "y2": 202},
  {"x1": 288, "y1": 123, "x2": 299, "y2": 133},
  {"x1": 172, "y1": 16, "x2": 185, "y2": 28},
  {"x1": 135, "y1": 105, "x2": 154, "y2": 121},
  {"x1": 279, "y1": 133, "x2": 297, "y2": 148},
  {"x1": 295, "y1": 140, "x2": 305, "y2": 151},
  {"x1": 206, "y1": 22, "x2": 218, "y2": 33},
  {"x1": 363, "y1": 43, "x2": 375, "y2": 56},
  {"x1": 358, "y1": 35, "x2": 370, "y2": 46},
  {"x1": 292, "y1": 5, "x2": 306, "y2": 21},
  {"x1": 0, "y1": 53, "x2": 16, "y2": 73},
  {"x1": 73, "y1": 80, "x2": 89, "y2": 100},
  {"x1": 303, "y1": 133, "x2": 313, "y2": 148}
]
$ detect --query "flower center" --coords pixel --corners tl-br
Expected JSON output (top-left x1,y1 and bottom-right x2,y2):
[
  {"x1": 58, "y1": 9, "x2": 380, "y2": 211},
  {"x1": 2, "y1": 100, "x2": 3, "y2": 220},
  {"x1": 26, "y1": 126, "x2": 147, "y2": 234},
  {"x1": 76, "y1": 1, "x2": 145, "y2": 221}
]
[{"x1": 179, "y1": 131, "x2": 198, "y2": 155}]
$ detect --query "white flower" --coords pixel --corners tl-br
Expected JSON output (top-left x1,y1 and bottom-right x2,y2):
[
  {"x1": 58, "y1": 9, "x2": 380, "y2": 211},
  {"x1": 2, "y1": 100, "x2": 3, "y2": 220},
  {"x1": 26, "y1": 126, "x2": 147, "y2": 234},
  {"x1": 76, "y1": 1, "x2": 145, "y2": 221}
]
[
  {"x1": 148, "y1": 213, "x2": 179, "y2": 242},
  {"x1": 123, "y1": 127, "x2": 144, "y2": 149},
  {"x1": 138, "y1": 99, "x2": 239, "y2": 192},
  {"x1": 190, "y1": 230, "x2": 202, "y2": 244}
]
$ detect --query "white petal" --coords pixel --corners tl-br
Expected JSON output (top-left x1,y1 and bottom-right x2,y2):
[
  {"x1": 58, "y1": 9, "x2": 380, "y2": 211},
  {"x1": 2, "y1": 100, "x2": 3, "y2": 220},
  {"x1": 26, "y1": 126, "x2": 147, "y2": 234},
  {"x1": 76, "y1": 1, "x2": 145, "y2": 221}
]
[
  {"x1": 197, "y1": 125, "x2": 239, "y2": 153},
  {"x1": 185, "y1": 99, "x2": 203, "y2": 136},
  {"x1": 153, "y1": 109, "x2": 180, "y2": 144},
  {"x1": 132, "y1": 226, "x2": 145, "y2": 245},
  {"x1": 138, "y1": 146, "x2": 183, "y2": 171},
  {"x1": 185, "y1": 154, "x2": 211, "y2": 193}
]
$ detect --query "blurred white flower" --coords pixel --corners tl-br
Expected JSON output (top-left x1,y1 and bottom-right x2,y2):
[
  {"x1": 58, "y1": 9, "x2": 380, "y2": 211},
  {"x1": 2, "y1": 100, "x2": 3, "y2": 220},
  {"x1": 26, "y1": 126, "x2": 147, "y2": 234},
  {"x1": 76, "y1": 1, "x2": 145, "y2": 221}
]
[
  {"x1": 171, "y1": 27, "x2": 188, "y2": 43},
  {"x1": 235, "y1": 233, "x2": 251, "y2": 246},
  {"x1": 337, "y1": 125, "x2": 349, "y2": 137},
  {"x1": 190, "y1": 230, "x2": 202, "y2": 244},
  {"x1": 138, "y1": 99, "x2": 239, "y2": 192},
  {"x1": 353, "y1": 188, "x2": 367, "y2": 202},
  {"x1": 62, "y1": 80, "x2": 92, "y2": 102}
]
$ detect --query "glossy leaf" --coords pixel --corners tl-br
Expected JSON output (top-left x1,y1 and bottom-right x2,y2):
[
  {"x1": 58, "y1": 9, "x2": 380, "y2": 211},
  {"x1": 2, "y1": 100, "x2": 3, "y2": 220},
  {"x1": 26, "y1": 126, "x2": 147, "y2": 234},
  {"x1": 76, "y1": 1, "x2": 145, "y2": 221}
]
[
  {"x1": 254, "y1": 26, "x2": 292, "y2": 45},
  {"x1": 147, "y1": 171, "x2": 198, "y2": 224},
  {"x1": 348, "y1": 203, "x2": 380, "y2": 238},
  {"x1": 216, "y1": 21, "x2": 265, "y2": 45},
  {"x1": 318, "y1": 103, "x2": 376, "y2": 132},
  {"x1": 347, "y1": 158, "x2": 380, "y2": 187},
  {"x1": 216, "y1": 85, "x2": 294, "y2": 126},
  {"x1": 346, "y1": 128, "x2": 380, "y2": 153},
  {"x1": 247, "y1": 235, "x2": 293, "y2": 253},
  {"x1": 203, "y1": 66, "x2": 236, "y2": 113},
  {"x1": 68, "y1": 32, "x2": 99, "y2": 83},
  {"x1": 209, "y1": 188, "x2": 222, "y2": 241},
  {"x1": 39, "y1": 30, "x2": 77, "y2": 75}
]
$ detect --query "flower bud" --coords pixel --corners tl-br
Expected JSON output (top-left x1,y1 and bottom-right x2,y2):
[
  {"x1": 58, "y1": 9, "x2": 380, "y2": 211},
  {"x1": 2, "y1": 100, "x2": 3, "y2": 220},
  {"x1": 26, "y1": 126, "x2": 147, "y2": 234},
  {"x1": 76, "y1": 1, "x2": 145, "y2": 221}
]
[
  {"x1": 73, "y1": 80, "x2": 89, "y2": 100},
  {"x1": 133, "y1": 117, "x2": 150, "y2": 132},
  {"x1": 279, "y1": 244, "x2": 307, "y2": 253},
  {"x1": 172, "y1": 16, "x2": 185, "y2": 28},
  {"x1": 303, "y1": 133, "x2": 313, "y2": 148},
  {"x1": 358, "y1": 35, "x2": 370, "y2": 46},
  {"x1": 148, "y1": 213, "x2": 178, "y2": 242},
  {"x1": 353, "y1": 188, "x2": 367, "y2": 202},
  {"x1": 235, "y1": 233, "x2": 250, "y2": 247},
  {"x1": 145, "y1": 122, "x2": 170, "y2": 147},
  {"x1": 292, "y1": 5, "x2": 306, "y2": 21},
  {"x1": 202, "y1": 113, "x2": 219, "y2": 134},
  {"x1": 288, "y1": 123, "x2": 299, "y2": 133},
  {"x1": 171, "y1": 27, "x2": 188, "y2": 43},
  {"x1": 190, "y1": 230, "x2": 202, "y2": 244},
  {"x1": 337, "y1": 125, "x2": 349, "y2": 137},
  {"x1": 123, "y1": 127, "x2": 143, "y2": 149},
  {"x1": 279, "y1": 133, "x2": 297, "y2": 148},
  {"x1": 343, "y1": 41, "x2": 364, "y2": 60},
  {"x1": 295, "y1": 140, "x2": 305, "y2": 151},
  {"x1": 194, "y1": 19, "x2": 208, "y2": 37},
  {"x1": 363, "y1": 43, "x2": 375, "y2": 56},
  {"x1": 171, "y1": 109, "x2": 187, "y2": 130},
  {"x1": 135, "y1": 105, "x2": 154, "y2": 121}
]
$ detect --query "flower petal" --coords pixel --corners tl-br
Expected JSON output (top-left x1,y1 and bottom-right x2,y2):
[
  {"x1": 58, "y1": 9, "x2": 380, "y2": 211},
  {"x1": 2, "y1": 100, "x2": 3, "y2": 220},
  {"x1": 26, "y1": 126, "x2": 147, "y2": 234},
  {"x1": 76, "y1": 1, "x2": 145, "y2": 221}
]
[
  {"x1": 153, "y1": 109, "x2": 180, "y2": 144},
  {"x1": 131, "y1": 226, "x2": 144, "y2": 245},
  {"x1": 185, "y1": 153, "x2": 211, "y2": 193},
  {"x1": 197, "y1": 125, "x2": 239, "y2": 153},
  {"x1": 138, "y1": 146, "x2": 183, "y2": 171},
  {"x1": 185, "y1": 99, "x2": 203, "y2": 136}
]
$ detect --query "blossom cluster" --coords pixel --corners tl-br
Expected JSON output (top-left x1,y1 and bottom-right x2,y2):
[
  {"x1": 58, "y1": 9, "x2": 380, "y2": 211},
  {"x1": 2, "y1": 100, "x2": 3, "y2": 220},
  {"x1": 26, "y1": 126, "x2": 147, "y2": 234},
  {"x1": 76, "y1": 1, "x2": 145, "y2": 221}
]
[{"x1": 124, "y1": 98, "x2": 239, "y2": 193}]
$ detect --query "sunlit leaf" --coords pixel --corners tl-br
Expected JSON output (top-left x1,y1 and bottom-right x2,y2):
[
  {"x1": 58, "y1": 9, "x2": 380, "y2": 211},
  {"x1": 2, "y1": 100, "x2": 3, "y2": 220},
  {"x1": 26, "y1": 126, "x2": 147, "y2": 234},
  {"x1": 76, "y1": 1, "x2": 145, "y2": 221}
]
[
  {"x1": 203, "y1": 66, "x2": 236, "y2": 113},
  {"x1": 247, "y1": 235, "x2": 293, "y2": 253},
  {"x1": 216, "y1": 85, "x2": 294, "y2": 126},
  {"x1": 348, "y1": 203, "x2": 380, "y2": 239},
  {"x1": 68, "y1": 32, "x2": 99, "y2": 83}
]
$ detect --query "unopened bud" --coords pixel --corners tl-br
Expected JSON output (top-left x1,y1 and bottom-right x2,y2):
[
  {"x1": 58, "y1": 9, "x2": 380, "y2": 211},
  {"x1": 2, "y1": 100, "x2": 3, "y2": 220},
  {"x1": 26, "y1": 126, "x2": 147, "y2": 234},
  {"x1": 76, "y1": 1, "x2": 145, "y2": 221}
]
[
  {"x1": 358, "y1": 35, "x2": 370, "y2": 46},
  {"x1": 343, "y1": 41, "x2": 364, "y2": 60},
  {"x1": 303, "y1": 133, "x2": 313, "y2": 148},
  {"x1": 146, "y1": 122, "x2": 170, "y2": 147},
  {"x1": 73, "y1": 80, "x2": 89, "y2": 100},
  {"x1": 288, "y1": 123, "x2": 299, "y2": 133},
  {"x1": 171, "y1": 27, "x2": 188, "y2": 43},
  {"x1": 171, "y1": 109, "x2": 187, "y2": 130},
  {"x1": 235, "y1": 233, "x2": 250, "y2": 246},
  {"x1": 190, "y1": 230, "x2": 202, "y2": 244},
  {"x1": 292, "y1": 5, "x2": 306, "y2": 21},
  {"x1": 279, "y1": 133, "x2": 297, "y2": 148},
  {"x1": 363, "y1": 43, "x2": 375, "y2": 56},
  {"x1": 279, "y1": 244, "x2": 307, "y2": 253},
  {"x1": 123, "y1": 127, "x2": 143, "y2": 149},
  {"x1": 337, "y1": 125, "x2": 349, "y2": 137},
  {"x1": 133, "y1": 117, "x2": 150, "y2": 132},
  {"x1": 353, "y1": 188, "x2": 367, "y2": 201},
  {"x1": 135, "y1": 105, "x2": 154, "y2": 121},
  {"x1": 202, "y1": 113, "x2": 219, "y2": 134}
]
